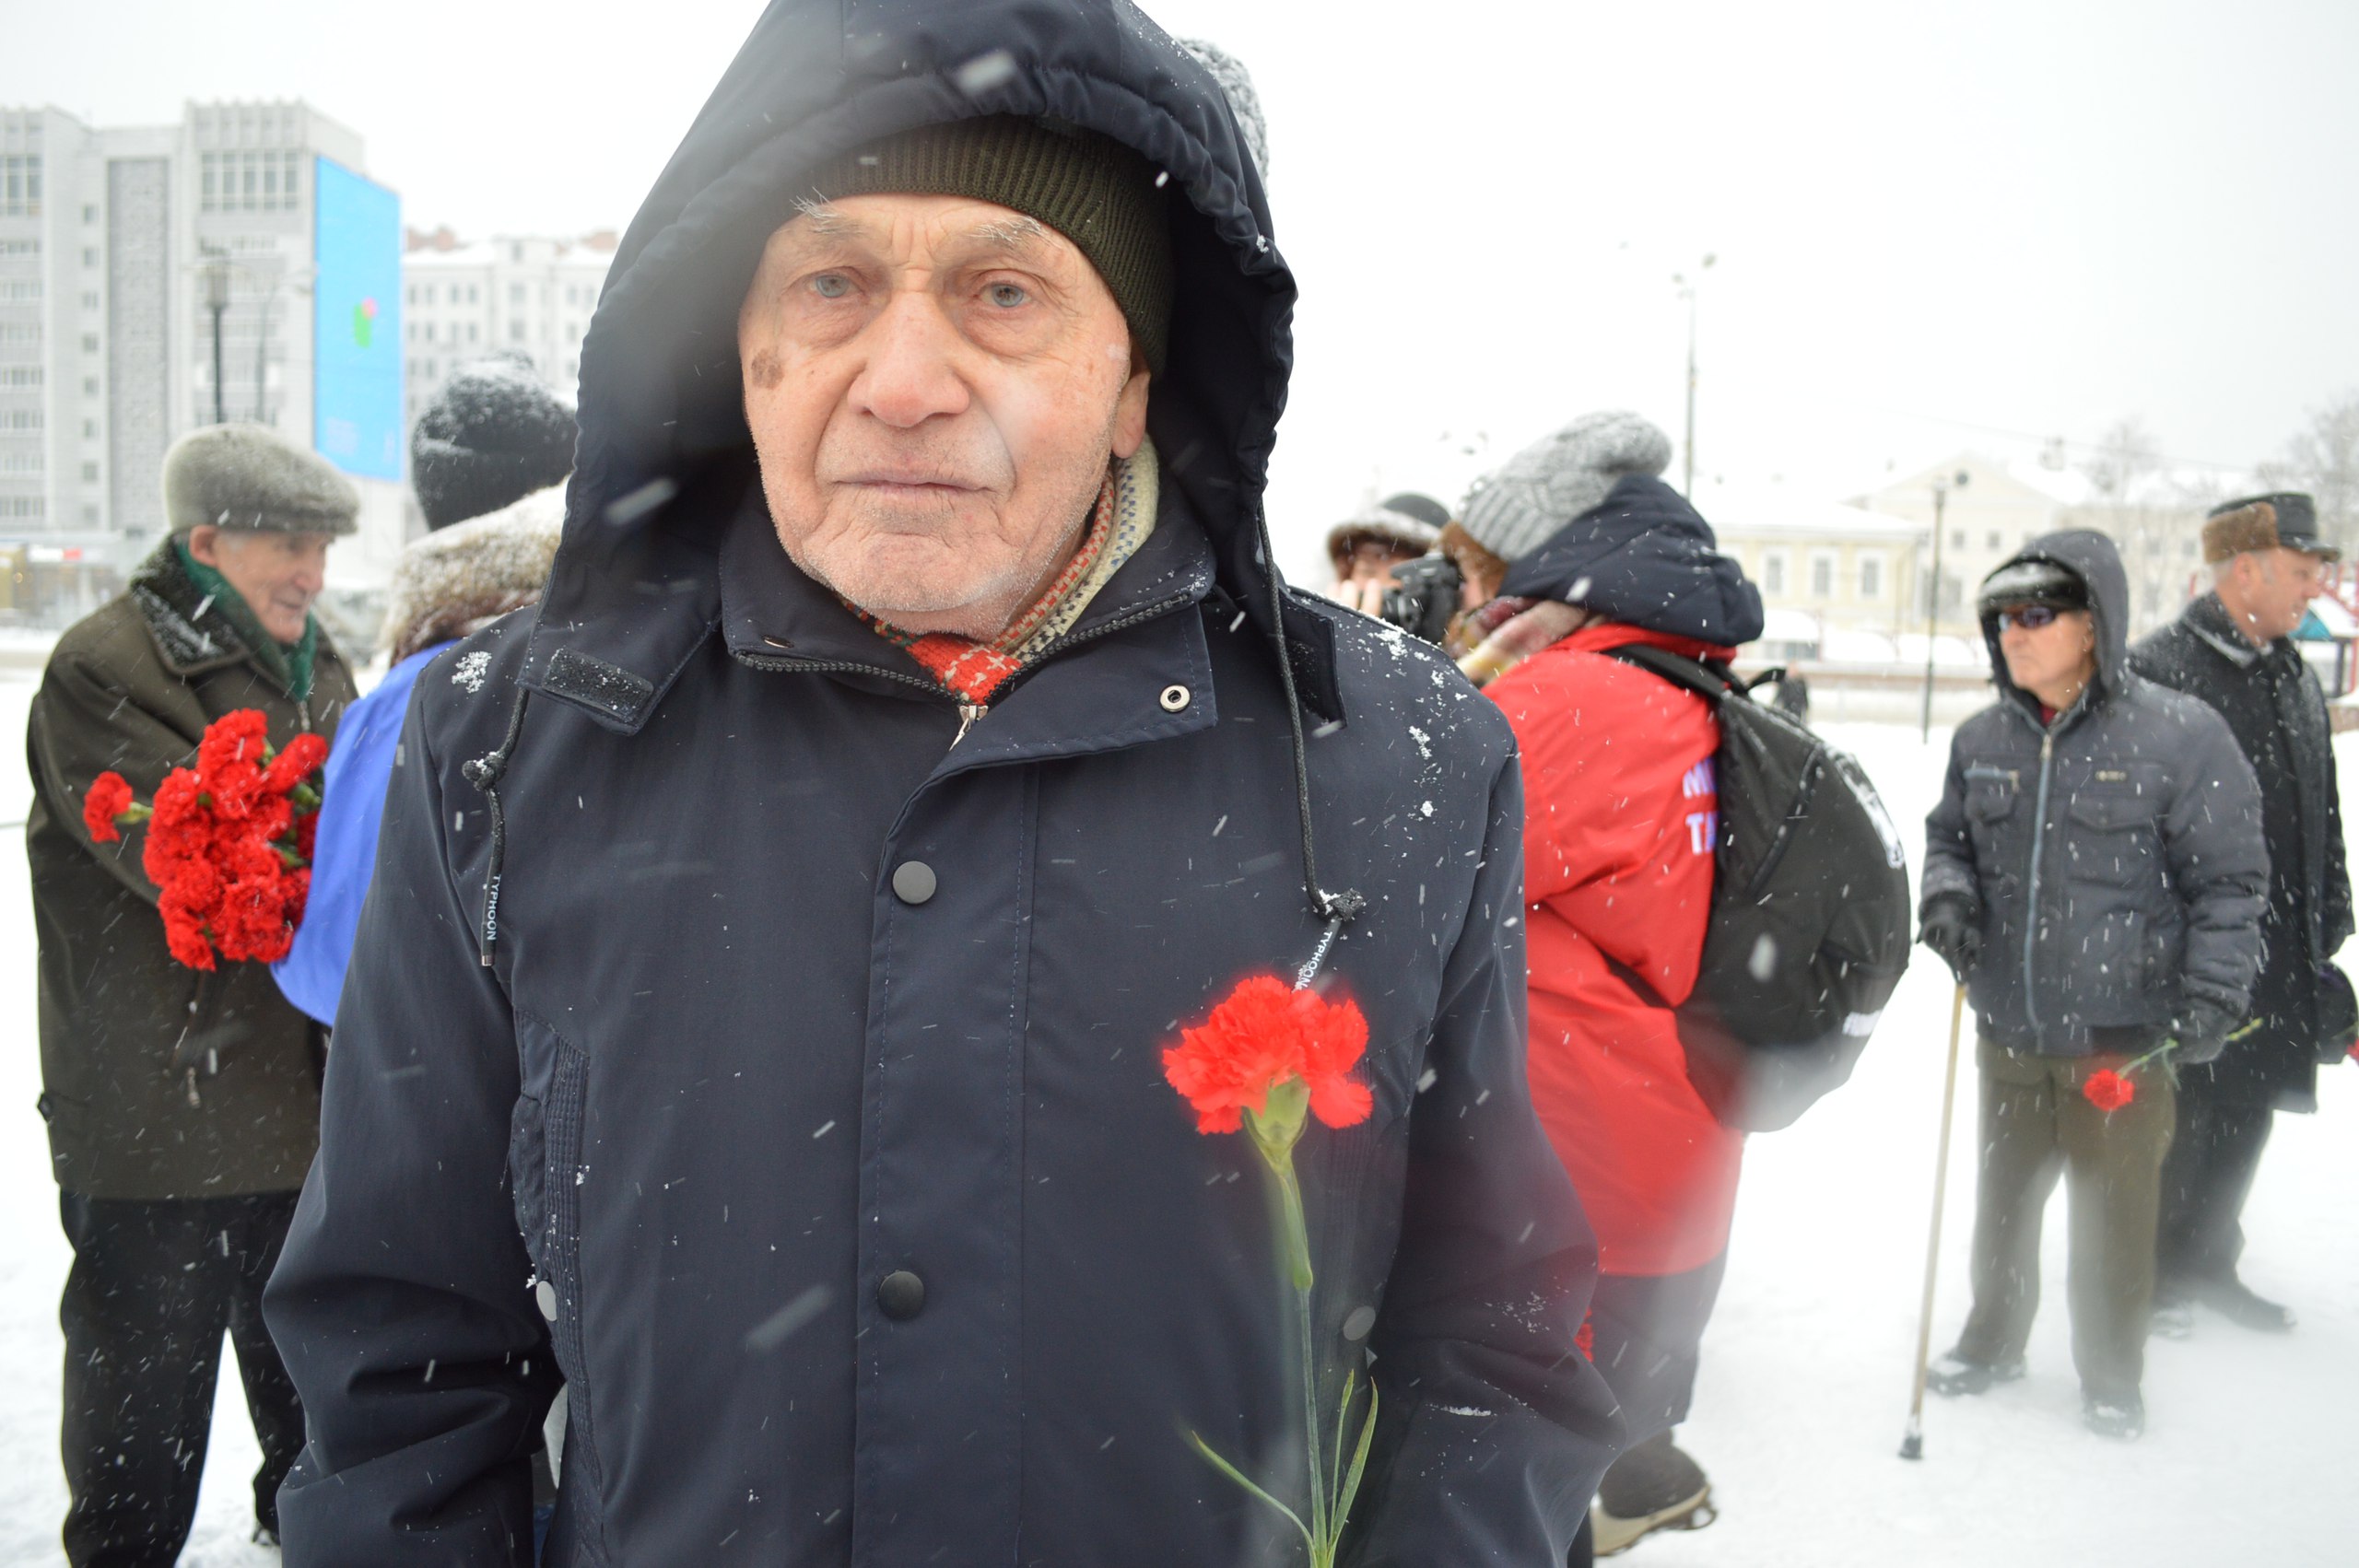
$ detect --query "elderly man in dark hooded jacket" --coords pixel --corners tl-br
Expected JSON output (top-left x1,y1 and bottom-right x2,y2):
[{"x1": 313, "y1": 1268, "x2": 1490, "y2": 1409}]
[
  {"x1": 262, "y1": 3, "x2": 1621, "y2": 1562},
  {"x1": 1919, "y1": 531, "x2": 2266, "y2": 1440},
  {"x1": 2130, "y1": 492, "x2": 2353, "y2": 1334}
]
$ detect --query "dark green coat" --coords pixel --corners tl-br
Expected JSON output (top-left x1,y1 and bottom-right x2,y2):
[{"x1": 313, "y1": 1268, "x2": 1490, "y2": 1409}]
[{"x1": 27, "y1": 540, "x2": 356, "y2": 1199}]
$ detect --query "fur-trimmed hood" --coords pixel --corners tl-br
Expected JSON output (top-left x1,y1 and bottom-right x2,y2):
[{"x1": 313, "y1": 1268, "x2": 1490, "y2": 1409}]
[{"x1": 379, "y1": 486, "x2": 565, "y2": 663}]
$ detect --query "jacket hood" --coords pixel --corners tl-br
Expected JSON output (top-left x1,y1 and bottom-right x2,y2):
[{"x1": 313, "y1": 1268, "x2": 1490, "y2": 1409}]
[
  {"x1": 532, "y1": 0, "x2": 1301, "y2": 725},
  {"x1": 1495, "y1": 474, "x2": 1764, "y2": 646},
  {"x1": 1980, "y1": 528, "x2": 2130, "y2": 713}
]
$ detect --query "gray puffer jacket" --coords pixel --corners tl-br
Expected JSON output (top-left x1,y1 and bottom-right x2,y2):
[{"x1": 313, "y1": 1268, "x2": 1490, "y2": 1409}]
[{"x1": 1922, "y1": 530, "x2": 2268, "y2": 1055}]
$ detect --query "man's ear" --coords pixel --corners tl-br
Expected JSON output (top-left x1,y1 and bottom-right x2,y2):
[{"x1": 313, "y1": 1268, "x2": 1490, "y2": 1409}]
[
  {"x1": 185, "y1": 525, "x2": 222, "y2": 568},
  {"x1": 1109, "y1": 345, "x2": 1150, "y2": 462}
]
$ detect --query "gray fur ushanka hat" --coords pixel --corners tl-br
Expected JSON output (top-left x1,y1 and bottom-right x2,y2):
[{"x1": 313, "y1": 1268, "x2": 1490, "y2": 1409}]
[{"x1": 162, "y1": 422, "x2": 360, "y2": 536}]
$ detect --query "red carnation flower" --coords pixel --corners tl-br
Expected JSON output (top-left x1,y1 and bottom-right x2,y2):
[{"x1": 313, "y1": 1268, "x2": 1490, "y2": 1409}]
[
  {"x1": 2082, "y1": 1068, "x2": 2135, "y2": 1113},
  {"x1": 262, "y1": 731, "x2": 328, "y2": 794},
  {"x1": 1163, "y1": 975, "x2": 1374, "y2": 1137},
  {"x1": 83, "y1": 772, "x2": 135, "y2": 843}
]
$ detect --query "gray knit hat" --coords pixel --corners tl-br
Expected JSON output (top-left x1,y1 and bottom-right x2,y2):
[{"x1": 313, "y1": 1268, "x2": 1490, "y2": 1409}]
[
  {"x1": 1458, "y1": 411, "x2": 1674, "y2": 564},
  {"x1": 1180, "y1": 38, "x2": 1270, "y2": 184},
  {"x1": 163, "y1": 422, "x2": 360, "y2": 536}
]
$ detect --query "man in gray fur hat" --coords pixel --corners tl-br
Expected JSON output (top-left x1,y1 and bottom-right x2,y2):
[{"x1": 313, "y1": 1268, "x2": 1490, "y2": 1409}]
[{"x1": 26, "y1": 421, "x2": 358, "y2": 1561}]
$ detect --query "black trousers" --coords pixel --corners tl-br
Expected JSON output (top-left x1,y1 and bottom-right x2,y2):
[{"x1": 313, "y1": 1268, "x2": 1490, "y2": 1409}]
[
  {"x1": 58, "y1": 1190, "x2": 306, "y2": 1568},
  {"x1": 2155, "y1": 1087, "x2": 2274, "y2": 1288},
  {"x1": 1584, "y1": 1253, "x2": 1730, "y2": 1445}
]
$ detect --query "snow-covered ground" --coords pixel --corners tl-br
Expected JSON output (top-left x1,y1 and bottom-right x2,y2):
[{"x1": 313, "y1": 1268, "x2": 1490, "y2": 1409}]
[{"x1": 0, "y1": 678, "x2": 2349, "y2": 1562}]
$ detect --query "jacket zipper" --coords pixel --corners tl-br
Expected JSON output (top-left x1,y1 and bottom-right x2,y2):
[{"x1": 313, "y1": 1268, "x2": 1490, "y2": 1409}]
[{"x1": 2022, "y1": 730, "x2": 2055, "y2": 1033}]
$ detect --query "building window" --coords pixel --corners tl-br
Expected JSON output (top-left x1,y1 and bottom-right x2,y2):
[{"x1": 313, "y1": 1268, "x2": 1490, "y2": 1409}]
[
  {"x1": 1859, "y1": 556, "x2": 1883, "y2": 600},
  {"x1": 509, "y1": 321, "x2": 526, "y2": 343},
  {"x1": 80, "y1": 461, "x2": 100, "y2": 483},
  {"x1": 80, "y1": 290, "x2": 99, "y2": 310},
  {"x1": 82, "y1": 377, "x2": 100, "y2": 396},
  {"x1": 1985, "y1": 531, "x2": 2001, "y2": 551},
  {"x1": 0, "y1": 154, "x2": 40, "y2": 217},
  {"x1": 0, "y1": 452, "x2": 40, "y2": 474},
  {"x1": 1762, "y1": 551, "x2": 1787, "y2": 596},
  {"x1": 510, "y1": 283, "x2": 525, "y2": 306},
  {"x1": 81, "y1": 418, "x2": 97, "y2": 438},
  {"x1": 0, "y1": 279, "x2": 40, "y2": 303},
  {"x1": 81, "y1": 333, "x2": 100, "y2": 353},
  {"x1": 0, "y1": 366, "x2": 41, "y2": 388},
  {"x1": 1810, "y1": 553, "x2": 1836, "y2": 599},
  {"x1": 1949, "y1": 528, "x2": 1965, "y2": 550},
  {"x1": 81, "y1": 504, "x2": 100, "y2": 524},
  {"x1": 0, "y1": 497, "x2": 47, "y2": 519},
  {"x1": 82, "y1": 203, "x2": 98, "y2": 224},
  {"x1": 466, "y1": 322, "x2": 478, "y2": 343},
  {"x1": 0, "y1": 239, "x2": 37, "y2": 256}
]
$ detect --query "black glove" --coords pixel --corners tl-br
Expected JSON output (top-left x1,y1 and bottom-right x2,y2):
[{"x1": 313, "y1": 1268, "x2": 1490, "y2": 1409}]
[
  {"x1": 1919, "y1": 893, "x2": 1982, "y2": 984},
  {"x1": 2167, "y1": 999, "x2": 2242, "y2": 1066},
  {"x1": 2316, "y1": 966, "x2": 2358, "y2": 1065}
]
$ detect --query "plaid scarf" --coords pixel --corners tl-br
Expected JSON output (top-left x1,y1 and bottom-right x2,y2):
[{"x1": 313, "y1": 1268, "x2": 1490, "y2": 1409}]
[{"x1": 853, "y1": 439, "x2": 1159, "y2": 706}]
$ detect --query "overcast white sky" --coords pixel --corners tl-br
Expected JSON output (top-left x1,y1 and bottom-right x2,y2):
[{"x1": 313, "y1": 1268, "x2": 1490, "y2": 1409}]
[{"x1": 7, "y1": 0, "x2": 2355, "y2": 573}]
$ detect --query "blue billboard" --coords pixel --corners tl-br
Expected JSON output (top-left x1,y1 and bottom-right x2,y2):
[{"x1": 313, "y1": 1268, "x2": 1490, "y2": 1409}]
[{"x1": 312, "y1": 157, "x2": 402, "y2": 480}]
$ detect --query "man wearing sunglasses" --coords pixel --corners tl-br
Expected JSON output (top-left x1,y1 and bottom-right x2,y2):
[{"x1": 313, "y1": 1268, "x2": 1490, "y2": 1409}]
[
  {"x1": 1919, "y1": 532, "x2": 2267, "y2": 1439},
  {"x1": 2130, "y1": 493, "x2": 2353, "y2": 1338}
]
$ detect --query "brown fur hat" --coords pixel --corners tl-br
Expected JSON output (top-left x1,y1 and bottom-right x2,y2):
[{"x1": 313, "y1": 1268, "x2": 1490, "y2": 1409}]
[{"x1": 2202, "y1": 490, "x2": 2334, "y2": 564}]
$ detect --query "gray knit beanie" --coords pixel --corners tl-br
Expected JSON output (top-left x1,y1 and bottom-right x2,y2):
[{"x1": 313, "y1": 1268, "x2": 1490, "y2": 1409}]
[
  {"x1": 163, "y1": 422, "x2": 360, "y2": 536},
  {"x1": 1458, "y1": 411, "x2": 1674, "y2": 564},
  {"x1": 1180, "y1": 38, "x2": 1270, "y2": 185}
]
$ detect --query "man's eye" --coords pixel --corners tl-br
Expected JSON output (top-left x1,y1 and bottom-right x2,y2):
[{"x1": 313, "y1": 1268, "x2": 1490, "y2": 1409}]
[
  {"x1": 986, "y1": 283, "x2": 1029, "y2": 309},
  {"x1": 809, "y1": 273, "x2": 851, "y2": 300}
]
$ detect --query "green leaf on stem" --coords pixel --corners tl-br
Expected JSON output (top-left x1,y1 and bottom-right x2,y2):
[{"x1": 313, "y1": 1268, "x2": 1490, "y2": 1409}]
[{"x1": 1184, "y1": 1430, "x2": 1314, "y2": 1551}]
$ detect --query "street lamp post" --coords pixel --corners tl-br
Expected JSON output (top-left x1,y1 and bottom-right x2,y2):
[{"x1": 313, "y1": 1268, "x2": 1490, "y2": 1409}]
[
  {"x1": 203, "y1": 250, "x2": 233, "y2": 427},
  {"x1": 1672, "y1": 253, "x2": 1716, "y2": 498},
  {"x1": 1919, "y1": 470, "x2": 1970, "y2": 741}
]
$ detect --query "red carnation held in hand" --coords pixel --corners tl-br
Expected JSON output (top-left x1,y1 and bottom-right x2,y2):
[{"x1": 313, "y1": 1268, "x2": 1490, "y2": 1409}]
[
  {"x1": 1161, "y1": 974, "x2": 1374, "y2": 1137},
  {"x1": 2082, "y1": 1067, "x2": 2135, "y2": 1113},
  {"x1": 81, "y1": 708, "x2": 329, "y2": 971},
  {"x1": 83, "y1": 772, "x2": 135, "y2": 844}
]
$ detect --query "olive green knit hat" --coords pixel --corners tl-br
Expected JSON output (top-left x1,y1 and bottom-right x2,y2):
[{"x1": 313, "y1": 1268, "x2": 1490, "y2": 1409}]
[{"x1": 803, "y1": 116, "x2": 1173, "y2": 372}]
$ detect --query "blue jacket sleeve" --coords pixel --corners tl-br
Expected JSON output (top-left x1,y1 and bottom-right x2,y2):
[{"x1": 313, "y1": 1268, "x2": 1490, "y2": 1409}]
[
  {"x1": 1348, "y1": 756, "x2": 1625, "y2": 1565},
  {"x1": 270, "y1": 649, "x2": 440, "y2": 1028},
  {"x1": 262, "y1": 682, "x2": 555, "y2": 1564}
]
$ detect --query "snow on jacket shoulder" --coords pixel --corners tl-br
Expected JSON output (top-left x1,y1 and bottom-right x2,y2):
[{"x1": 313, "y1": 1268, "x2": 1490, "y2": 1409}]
[
  {"x1": 1486, "y1": 623, "x2": 1743, "y2": 1278},
  {"x1": 260, "y1": 4, "x2": 1620, "y2": 1563}
]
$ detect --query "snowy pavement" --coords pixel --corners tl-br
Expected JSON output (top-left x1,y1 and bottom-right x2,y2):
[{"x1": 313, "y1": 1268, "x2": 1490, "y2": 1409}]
[{"x1": 0, "y1": 676, "x2": 2350, "y2": 1563}]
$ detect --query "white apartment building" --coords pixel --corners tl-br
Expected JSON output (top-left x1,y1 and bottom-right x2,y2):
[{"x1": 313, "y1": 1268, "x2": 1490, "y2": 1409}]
[
  {"x1": 0, "y1": 100, "x2": 407, "y2": 627},
  {"x1": 403, "y1": 228, "x2": 613, "y2": 437}
]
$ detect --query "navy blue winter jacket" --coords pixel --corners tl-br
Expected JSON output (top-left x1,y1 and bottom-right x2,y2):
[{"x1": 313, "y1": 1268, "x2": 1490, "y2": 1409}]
[{"x1": 262, "y1": 3, "x2": 1621, "y2": 1563}]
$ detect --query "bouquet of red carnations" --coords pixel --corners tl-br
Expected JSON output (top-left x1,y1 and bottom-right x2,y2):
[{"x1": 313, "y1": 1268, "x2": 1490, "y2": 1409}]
[{"x1": 83, "y1": 708, "x2": 327, "y2": 970}]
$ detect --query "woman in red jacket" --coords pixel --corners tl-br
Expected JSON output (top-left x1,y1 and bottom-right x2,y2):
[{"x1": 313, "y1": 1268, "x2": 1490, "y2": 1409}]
[{"x1": 1449, "y1": 412, "x2": 1765, "y2": 1562}]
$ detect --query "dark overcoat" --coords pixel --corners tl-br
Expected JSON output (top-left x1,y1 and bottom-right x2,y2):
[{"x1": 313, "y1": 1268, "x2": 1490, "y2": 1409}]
[
  {"x1": 2130, "y1": 592, "x2": 2353, "y2": 1109},
  {"x1": 26, "y1": 538, "x2": 353, "y2": 1199},
  {"x1": 262, "y1": 3, "x2": 1622, "y2": 1563},
  {"x1": 1922, "y1": 531, "x2": 2268, "y2": 1055}
]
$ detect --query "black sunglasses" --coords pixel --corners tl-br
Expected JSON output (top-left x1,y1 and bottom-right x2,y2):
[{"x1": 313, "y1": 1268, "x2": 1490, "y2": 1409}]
[{"x1": 1993, "y1": 603, "x2": 2067, "y2": 631}]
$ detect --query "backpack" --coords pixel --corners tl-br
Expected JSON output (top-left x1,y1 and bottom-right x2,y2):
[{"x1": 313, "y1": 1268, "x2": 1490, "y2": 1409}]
[{"x1": 1601, "y1": 643, "x2": 1913, "y2": 1130}]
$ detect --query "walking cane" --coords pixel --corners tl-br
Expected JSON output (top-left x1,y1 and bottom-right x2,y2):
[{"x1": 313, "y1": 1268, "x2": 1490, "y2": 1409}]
[{"x1": 1900, "y1": 982, "x2": 1967, "y2": 1461}]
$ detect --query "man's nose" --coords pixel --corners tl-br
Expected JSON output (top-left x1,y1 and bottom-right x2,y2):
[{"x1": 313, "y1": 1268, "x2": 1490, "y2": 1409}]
[{"x1": 850, "y1": 293, "x2": 972, "y2": 429}]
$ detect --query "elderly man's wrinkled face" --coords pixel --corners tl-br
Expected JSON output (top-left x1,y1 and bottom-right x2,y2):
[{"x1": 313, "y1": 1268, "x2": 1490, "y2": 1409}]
[
  {"x1": 2224, "y1": 545, "x2": 2327, "y2": 644},
  {"x1": 186, "y1": 524, "x2": 333, "y2": 645},
  {"x1": 738, "y1": 193, "x2": 1150, "y2": 639}
]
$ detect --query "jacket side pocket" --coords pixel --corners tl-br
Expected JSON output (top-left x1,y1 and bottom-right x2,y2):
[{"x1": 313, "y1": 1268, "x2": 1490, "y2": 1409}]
[{"x1": 517, "y1": 1012, "x2": 611, "y2": 1563}]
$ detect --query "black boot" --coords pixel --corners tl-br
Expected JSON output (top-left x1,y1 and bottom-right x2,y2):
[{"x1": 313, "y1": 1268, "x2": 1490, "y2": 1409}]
[
  {"x1": 2194, "y1": 1274, "x2": 2294, "y2": 1333},
  {"x1": 1590, "y1": 1430, "x2": 1715, "y2": 1556},
  {"x1": 1925, "y1": 1346, "x2": 2026, "y2": 1398},
  {"x1": 2082, "y1": 1387, "x2": 2145, "y2": 1441}
]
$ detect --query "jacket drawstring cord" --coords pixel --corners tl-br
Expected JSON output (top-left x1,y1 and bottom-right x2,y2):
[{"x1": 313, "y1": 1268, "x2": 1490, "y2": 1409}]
[
  {"x1": 461, "y1": 684, "x2": 534, "y2": 967},
  {"x1": 1255, "y1": 506, "x2": 1366, "y2": 983}
]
